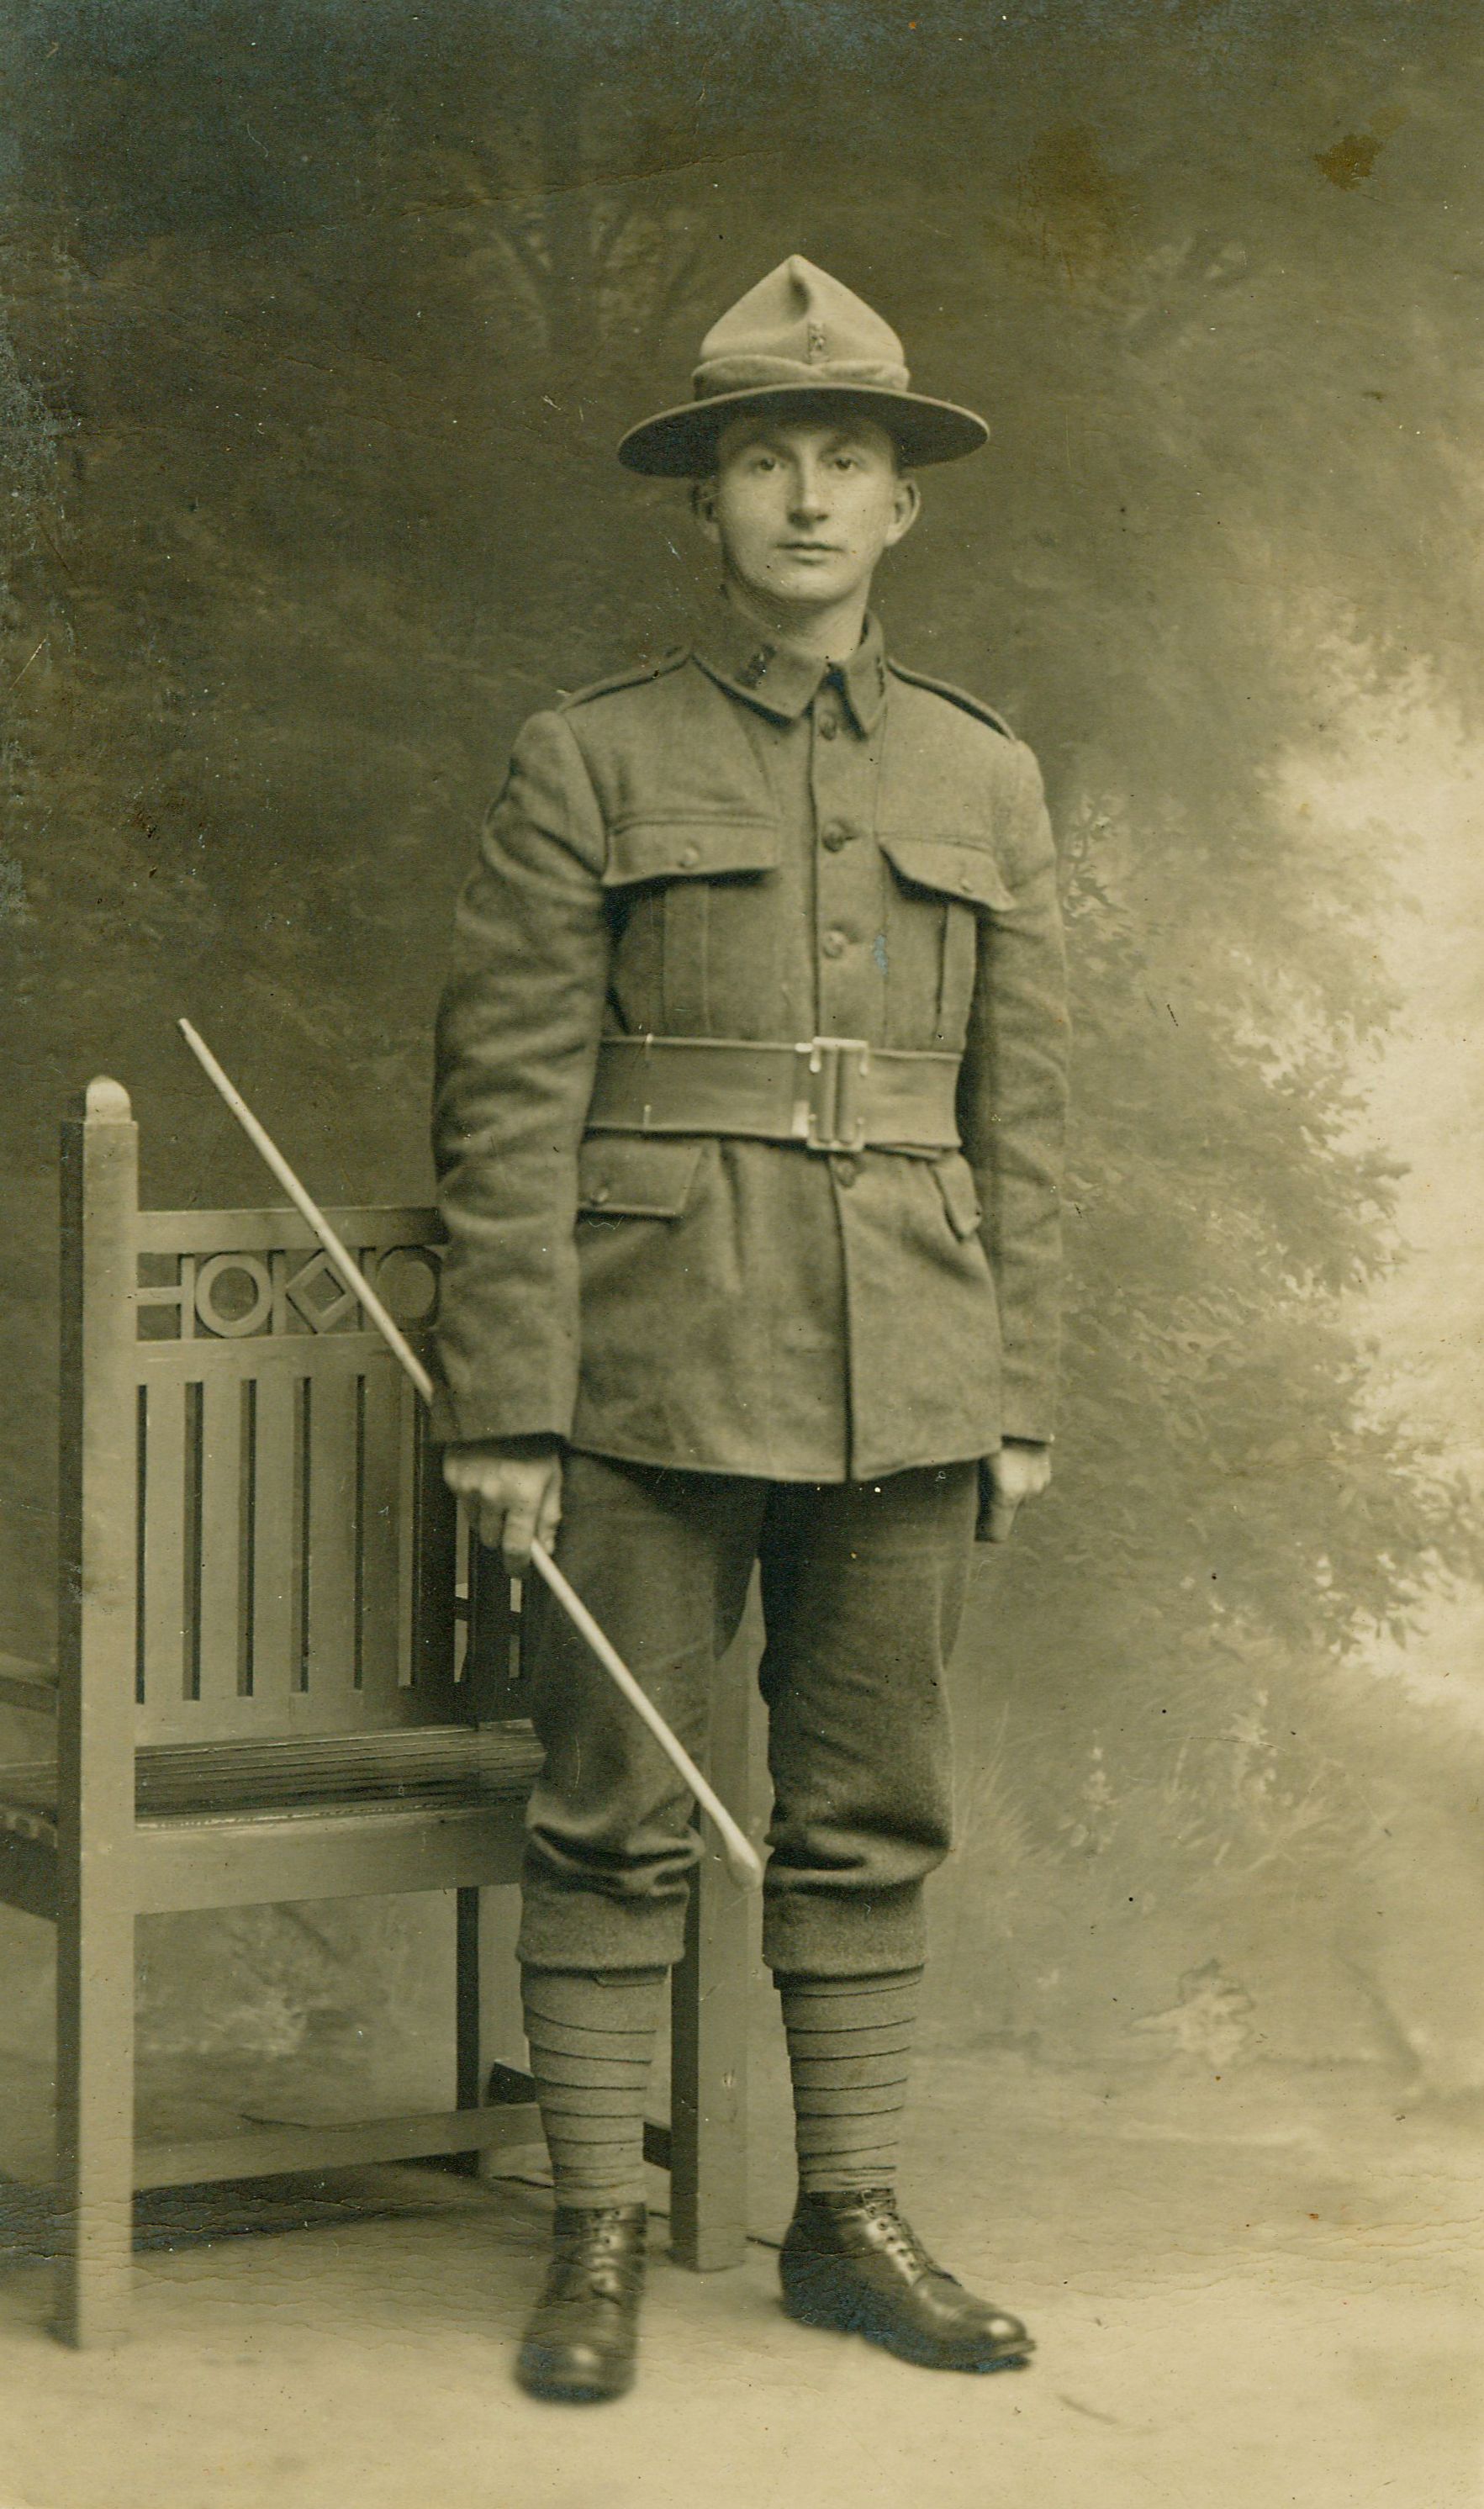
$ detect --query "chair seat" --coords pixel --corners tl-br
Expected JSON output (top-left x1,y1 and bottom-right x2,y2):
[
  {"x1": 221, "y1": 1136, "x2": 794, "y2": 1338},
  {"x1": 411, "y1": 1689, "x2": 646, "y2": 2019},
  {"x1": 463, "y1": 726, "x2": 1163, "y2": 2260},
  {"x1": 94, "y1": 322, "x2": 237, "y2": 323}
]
[{"x1": 0, "y1": 1722, "x2": 544, "y2": 1841}]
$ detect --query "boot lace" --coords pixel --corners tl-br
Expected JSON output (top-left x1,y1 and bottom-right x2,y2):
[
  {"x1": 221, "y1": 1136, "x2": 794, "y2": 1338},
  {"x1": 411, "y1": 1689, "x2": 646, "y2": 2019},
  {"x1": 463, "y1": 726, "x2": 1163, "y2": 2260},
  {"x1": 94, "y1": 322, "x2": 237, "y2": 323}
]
[
  {"x1": 550, "y1": 2207, "x2": 644, "y2": 2301},
  {"x1": 851, "y1": 2189, "x2": 952, "y2": 2283}
]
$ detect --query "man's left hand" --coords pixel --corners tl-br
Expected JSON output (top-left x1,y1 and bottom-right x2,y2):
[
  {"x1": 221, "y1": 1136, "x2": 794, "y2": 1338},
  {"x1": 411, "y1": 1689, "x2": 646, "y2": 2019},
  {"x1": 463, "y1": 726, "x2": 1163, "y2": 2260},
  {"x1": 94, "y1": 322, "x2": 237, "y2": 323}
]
[{"x1": 981, "y1": 1440, "x2": 1052, "y2": 1544}]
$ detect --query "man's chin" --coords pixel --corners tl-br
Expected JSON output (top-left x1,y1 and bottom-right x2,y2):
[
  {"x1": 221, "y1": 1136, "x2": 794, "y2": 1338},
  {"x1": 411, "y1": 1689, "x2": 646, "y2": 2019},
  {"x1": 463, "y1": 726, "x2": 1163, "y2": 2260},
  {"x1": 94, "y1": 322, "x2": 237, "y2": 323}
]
[
  {"x1": 758, "y1": 565, "x2": 861, "y2": 609},
  {"x1": 774, "y1": 557, "x2": 848, "y2": 587}
]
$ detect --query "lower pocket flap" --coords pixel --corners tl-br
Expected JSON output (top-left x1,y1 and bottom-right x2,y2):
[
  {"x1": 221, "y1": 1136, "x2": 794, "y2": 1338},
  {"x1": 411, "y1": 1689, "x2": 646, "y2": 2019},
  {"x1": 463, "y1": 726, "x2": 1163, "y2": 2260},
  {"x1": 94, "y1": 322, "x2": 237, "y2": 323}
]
[
  {"x1": 578, "y1": 1134, "x2": 705, "y2": 1218},
  {"x1": 932, "y1": 1154, "x2": 985, "y2": 1239}
]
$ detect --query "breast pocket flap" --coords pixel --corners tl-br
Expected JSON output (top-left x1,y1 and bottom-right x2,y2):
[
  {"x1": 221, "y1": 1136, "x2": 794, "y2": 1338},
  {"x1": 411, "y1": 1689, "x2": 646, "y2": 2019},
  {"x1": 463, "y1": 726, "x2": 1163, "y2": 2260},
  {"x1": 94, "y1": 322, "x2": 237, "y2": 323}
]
[
  {"x1": 879, "y1": 832, "x2": 1018, "y2": 915},
  {"x1": 577, "y1": 1134, "x2": 705, "y2": 1218},
  {"x1": 603, "y1": 819, "x2": 780, "y2": 888}
]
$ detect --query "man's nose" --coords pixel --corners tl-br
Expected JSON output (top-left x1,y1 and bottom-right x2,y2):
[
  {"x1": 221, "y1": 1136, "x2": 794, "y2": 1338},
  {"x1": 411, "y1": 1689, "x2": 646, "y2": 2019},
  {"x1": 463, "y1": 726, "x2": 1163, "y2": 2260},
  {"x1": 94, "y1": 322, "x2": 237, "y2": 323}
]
[{"x1": 788, "y1": 462, "x2": 830, "y2": 520}]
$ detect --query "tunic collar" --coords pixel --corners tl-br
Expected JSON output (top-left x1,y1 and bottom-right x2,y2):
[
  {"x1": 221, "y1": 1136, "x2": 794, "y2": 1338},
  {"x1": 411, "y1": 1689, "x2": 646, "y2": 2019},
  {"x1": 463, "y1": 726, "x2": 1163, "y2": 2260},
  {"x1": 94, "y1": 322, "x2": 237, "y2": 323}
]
[{"x1": 693, "y1": 595, "x2": 889, "y2": 734}]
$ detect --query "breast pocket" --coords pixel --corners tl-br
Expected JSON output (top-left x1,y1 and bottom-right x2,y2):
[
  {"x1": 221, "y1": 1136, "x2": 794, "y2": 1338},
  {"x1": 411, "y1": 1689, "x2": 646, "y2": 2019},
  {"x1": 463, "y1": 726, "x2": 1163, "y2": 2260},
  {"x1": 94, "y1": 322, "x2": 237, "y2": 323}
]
[
  {"x1": 602, "y1": 819, "x2": 780, "y2": 1033},
  {"x1": 876, "y1": 832, "x2": 1019, "y2": 1046}
]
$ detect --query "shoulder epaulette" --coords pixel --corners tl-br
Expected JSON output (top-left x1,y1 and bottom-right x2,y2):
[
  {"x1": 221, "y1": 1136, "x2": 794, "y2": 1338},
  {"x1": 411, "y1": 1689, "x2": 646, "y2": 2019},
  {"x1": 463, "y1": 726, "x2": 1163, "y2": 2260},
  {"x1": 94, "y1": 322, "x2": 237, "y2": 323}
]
[
  {"x1": 557, "y1": 647, "x2": 690, "y2": 709},
  {"x1": 886, "y1": 658, "x2": 1015, "y2": 739}
]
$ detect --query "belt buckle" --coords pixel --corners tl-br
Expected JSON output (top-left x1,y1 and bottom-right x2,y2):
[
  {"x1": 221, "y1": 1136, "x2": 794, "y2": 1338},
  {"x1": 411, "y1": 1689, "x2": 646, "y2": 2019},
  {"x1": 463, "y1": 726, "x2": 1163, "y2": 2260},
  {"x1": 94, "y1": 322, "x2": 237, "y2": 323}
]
[{"x1": 793, "y1": 1037, "x2": 871, "y2": 1153}]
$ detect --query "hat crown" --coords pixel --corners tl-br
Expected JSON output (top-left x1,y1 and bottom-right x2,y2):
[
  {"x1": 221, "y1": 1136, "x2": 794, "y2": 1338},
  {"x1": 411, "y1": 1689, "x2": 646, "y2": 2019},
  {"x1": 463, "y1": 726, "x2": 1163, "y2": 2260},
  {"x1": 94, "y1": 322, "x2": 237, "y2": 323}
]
[
  {"x1": 615, "y1": 252, "x2": 988, "y2": 474},
  {"x1": 693, "y1": 256, "x2": 911, "y2": 401}
]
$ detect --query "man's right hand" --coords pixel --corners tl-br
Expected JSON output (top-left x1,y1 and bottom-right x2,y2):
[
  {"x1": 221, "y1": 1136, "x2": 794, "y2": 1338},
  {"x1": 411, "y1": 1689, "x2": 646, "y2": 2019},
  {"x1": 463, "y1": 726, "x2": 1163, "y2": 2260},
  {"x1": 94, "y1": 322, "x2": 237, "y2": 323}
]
[{"x1": 441, "y1": 1440, "x2": 563, "y2": 1574}]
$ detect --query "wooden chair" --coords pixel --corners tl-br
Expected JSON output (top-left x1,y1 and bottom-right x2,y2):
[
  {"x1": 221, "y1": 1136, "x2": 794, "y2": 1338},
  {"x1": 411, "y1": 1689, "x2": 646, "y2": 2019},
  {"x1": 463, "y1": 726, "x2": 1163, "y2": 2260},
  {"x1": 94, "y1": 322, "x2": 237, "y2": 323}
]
[{"x1": 0, "y1": 1079, "x2": 750, "y2": 2344}]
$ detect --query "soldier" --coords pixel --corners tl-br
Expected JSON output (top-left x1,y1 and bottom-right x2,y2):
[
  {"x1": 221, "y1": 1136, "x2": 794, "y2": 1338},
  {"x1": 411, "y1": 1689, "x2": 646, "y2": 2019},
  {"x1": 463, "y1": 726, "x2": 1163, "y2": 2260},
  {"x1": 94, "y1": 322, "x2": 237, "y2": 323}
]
[{"x1": 433, "y1": 256, "x2": 1069, "y2": 2402}]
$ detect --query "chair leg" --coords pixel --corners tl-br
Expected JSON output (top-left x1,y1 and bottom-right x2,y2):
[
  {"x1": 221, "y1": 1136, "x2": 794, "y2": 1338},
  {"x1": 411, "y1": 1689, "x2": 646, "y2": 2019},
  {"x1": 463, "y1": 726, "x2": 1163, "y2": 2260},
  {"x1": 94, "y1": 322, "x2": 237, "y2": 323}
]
[
  {"x1": 455, "y1": 1886, "x2": 533, "y2": 2176},
  {"x1": 54, "y1": 1895, "x2": 136, "y2": 2347},
  {"x1": 669, "y1": 1620, "x2": 752, "y2": 2272},
  {"x1": 670, "y1": 1842, "x2": 750, "y2": 2268}
]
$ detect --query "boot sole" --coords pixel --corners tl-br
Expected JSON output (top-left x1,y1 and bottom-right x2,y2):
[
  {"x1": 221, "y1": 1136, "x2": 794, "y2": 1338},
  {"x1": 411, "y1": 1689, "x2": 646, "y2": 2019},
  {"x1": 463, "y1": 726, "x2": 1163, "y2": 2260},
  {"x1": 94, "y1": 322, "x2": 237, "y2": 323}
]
[
  {"x1": 780, "y1": 2256, "x2": 1035, "y2": 2374},
  {"x1": 516, "y1": 2347, "x2": 636, "y2": 2405}
]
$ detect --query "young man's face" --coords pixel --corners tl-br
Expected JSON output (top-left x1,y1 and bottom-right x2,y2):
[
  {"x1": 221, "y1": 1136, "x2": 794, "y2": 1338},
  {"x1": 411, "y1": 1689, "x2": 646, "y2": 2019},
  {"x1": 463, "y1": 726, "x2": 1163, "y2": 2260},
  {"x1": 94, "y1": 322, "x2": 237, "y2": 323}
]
[{"x1": 694, "y1": 411, "x2": 920, "y2": 623}]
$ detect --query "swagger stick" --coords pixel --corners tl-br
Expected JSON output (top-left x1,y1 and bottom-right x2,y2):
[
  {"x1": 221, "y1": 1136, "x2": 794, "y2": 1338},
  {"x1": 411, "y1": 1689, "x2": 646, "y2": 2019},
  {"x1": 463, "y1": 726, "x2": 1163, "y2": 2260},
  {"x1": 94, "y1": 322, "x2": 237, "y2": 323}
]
[{"x1": 177, "y1": 1017, "x2": 763, "y2": 1892}]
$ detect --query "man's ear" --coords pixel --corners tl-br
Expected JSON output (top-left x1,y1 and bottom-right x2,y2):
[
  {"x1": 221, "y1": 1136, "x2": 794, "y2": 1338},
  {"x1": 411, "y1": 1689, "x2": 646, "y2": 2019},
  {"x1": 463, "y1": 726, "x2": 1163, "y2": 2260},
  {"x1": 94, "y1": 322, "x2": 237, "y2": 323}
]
[
  {"x1": 691, "y1": 478, "x2": 721, "y2": 546},
  {"x1": 885, "y1": 473, "x2": 922, "y2": 550}
]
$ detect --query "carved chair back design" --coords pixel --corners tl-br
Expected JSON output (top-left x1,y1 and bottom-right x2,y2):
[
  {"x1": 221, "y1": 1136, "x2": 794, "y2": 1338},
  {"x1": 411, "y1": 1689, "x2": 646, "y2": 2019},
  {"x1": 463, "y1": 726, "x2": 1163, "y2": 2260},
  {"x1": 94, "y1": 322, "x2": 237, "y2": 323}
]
[{"x1": 134, "y1": 1212, "x2": 457, "y2": 1743}]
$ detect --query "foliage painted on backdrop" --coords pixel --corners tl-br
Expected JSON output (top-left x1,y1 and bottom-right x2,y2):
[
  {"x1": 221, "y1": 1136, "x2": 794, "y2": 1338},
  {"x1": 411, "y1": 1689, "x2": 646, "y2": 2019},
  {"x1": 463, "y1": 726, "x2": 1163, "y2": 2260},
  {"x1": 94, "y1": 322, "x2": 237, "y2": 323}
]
[{"x1": 2, "y1": 0, "x2": 1481, "y2": 2031}]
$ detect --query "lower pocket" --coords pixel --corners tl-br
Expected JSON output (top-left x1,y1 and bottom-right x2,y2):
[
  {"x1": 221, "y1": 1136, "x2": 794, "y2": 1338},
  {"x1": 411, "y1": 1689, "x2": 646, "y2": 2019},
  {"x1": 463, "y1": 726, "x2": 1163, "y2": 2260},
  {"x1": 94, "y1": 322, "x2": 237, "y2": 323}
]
[
  {"x1": 931, "y1": 1153, "x2": 984, "y2": 1241},
  {"x1": 577, "y1": 1133, "x2": 705, "y2": 1218}
]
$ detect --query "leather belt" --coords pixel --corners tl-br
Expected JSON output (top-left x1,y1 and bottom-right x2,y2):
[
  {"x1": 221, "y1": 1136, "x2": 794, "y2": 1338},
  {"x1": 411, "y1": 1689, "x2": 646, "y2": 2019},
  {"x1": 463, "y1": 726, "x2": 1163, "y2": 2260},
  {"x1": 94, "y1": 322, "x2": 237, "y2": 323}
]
[{"x1": 585, "y1": 1034, "x2": 961, "y2": 1155}]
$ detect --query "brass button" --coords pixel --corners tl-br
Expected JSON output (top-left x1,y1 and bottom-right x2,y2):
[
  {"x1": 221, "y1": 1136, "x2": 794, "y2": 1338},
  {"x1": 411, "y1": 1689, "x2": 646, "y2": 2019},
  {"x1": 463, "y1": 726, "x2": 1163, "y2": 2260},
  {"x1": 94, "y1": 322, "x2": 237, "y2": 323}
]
[
  {"x1": 816, "y1": 710, "x2": 839, "y2": 740},
  {"x1": 832, "y1": 1154, "x2": 858, "y2": 1187},
  {"x1": 958, "y1": 870, "x2": 975, "y2": 893},
  {"x1": 821, "y1": 821, "x2": 854, "y2": 853},
  {"x1": 590, "y1": 1182, "x2": 611, "y2": 1206},
  {"x1": 677, "y1": 844, "x2": 700, "y2": 868},
  {"x1": 821, "y1": 927, "x2": 848, "y2": 959}
]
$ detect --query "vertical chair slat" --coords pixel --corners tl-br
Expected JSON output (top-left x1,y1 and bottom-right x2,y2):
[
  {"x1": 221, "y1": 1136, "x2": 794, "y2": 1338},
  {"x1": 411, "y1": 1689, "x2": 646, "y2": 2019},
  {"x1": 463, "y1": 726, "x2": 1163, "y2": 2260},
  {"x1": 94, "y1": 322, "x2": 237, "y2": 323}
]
[
  {"x1": 196, "y1": 1375, "x2": 246, "y2": 1704},
  {"x1": 358, "y1": 1360, "x2": 404, "y2": 1709},
  {"x1": 247, "y1": 1368, "x2": 298, "y2": 1711},
  {"x1": 396, "y1": 1371, "x2": 420, "y2": 1688},
  {"x1": 304, "y1": 1367, "x2": 360, "y2": 1698},
  {"x1": 138, "y1": 1377, "x2": 189, "y2": 1716},
  {"x1": 412, "y1": 1397, "x2": 458, "y2": 1709}
]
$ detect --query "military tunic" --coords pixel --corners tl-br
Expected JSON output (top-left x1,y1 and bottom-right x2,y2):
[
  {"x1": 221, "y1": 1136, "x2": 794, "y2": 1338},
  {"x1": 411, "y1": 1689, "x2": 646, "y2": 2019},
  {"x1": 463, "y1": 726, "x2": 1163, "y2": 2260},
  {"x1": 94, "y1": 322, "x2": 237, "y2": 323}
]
[{"x1": 434, "y1": 603, "x2": 1069, "y2": 1487}]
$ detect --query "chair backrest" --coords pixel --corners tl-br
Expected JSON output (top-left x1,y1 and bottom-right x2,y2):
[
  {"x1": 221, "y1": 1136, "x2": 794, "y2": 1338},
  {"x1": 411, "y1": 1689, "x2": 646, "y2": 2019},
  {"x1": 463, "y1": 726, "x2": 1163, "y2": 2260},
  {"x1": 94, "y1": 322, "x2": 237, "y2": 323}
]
[{"x1": 60, "y1": 1077, "x2": 502, "y2": 1750}]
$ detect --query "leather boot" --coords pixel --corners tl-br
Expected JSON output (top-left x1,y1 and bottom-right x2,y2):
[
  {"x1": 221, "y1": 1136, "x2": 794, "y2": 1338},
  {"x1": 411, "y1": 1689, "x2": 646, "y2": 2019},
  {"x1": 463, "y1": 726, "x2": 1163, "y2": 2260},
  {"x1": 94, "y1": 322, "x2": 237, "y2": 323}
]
[
  {"x1": 516, "y1": 2203, "x2": 647, "y2": 2402},
  {"x1": 779, "y1": 2189, "x2": 1034, "y2": 2372}
]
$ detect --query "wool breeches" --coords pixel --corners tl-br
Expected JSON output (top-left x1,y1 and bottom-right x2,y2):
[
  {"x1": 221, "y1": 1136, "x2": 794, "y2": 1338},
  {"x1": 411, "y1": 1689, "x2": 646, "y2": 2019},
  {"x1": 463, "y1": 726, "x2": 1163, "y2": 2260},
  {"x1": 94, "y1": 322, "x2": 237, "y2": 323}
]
[{"x1": 515, "y1": 1451, "x2": 978, "y2": 1981}]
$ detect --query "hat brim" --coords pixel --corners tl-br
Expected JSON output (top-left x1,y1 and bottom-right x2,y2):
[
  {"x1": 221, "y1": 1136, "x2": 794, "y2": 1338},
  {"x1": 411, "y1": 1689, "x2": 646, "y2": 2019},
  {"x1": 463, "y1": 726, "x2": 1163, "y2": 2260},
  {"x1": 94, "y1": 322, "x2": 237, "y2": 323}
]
[{"x1": 616, "y1": 383, "x2": 989, "y2": 477}]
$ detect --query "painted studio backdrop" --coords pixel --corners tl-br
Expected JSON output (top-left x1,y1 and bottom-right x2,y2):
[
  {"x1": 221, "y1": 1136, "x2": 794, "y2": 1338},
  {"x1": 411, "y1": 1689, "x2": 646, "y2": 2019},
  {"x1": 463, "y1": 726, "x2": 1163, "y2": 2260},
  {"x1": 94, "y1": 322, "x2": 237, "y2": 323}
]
[{"x1": 1, "y1": 0, "x2": 1481, "y2": 2139}]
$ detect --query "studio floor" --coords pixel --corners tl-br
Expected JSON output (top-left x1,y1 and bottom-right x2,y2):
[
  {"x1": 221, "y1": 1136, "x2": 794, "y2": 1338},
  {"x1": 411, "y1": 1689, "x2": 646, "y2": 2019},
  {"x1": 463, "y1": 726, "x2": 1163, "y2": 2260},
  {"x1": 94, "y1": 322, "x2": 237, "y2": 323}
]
[{"x1": 0, "y1": 2042, "x2": 1476, "y2": 2509}]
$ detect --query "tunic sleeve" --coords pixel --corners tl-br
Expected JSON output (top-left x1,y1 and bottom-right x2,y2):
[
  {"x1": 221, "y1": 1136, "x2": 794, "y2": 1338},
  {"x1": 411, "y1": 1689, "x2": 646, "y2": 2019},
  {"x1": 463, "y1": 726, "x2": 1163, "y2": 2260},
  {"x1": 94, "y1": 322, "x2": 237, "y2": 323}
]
[
  {"x1": 431, "y1": 710, "x2": 610, "y2": 1444},
  {"x1": 958, "y1": 738, "x2": 1070, "y2": 1443}
]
